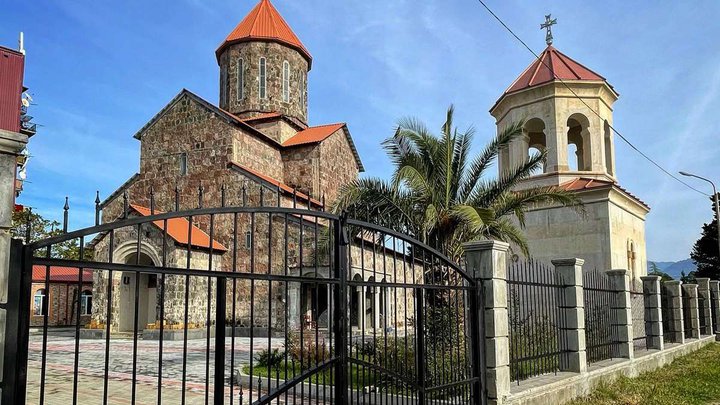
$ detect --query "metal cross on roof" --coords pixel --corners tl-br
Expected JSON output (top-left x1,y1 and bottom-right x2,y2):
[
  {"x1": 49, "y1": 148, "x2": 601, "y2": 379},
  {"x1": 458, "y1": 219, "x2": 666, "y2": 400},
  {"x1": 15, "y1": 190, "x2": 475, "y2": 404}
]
[{"x1": 541, "y1": 14, "x2": 557, "y2": 45}]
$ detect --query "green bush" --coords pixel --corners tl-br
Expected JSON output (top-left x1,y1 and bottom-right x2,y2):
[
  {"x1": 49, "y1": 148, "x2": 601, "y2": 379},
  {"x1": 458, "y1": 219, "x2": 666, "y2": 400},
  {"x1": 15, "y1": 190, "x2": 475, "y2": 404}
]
[{"x1": 254, "y1": 348, "x2": 284, "y2": 369}]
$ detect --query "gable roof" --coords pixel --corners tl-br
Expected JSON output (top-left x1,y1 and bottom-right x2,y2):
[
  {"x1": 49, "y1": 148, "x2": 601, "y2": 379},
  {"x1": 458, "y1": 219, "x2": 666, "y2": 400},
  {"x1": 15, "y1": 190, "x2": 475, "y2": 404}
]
[
  {"x1": 32, "y1": 266, "x2": 93, "y2": 284},
  {"x1": 217, "y1": 0, "x2": 312, "y2": 67},
  {"x1": 282, "y1": 123, "x2": 345, "y2": 147},
  {"x1": 229, "y1": 162, "x2": 324, "y2": 207},
  {"x1": 559, "y1": 177, "x2": 650, "y2": 210},
  {"x1": 241, "y1": 111, "x2": 307, "y2": 131},
  {"x1": 504, "y1": 46, "x2": 610, "y2": 96},
  {"x1": 130, "y1": 204, "x2": 228, "y2": 252}
]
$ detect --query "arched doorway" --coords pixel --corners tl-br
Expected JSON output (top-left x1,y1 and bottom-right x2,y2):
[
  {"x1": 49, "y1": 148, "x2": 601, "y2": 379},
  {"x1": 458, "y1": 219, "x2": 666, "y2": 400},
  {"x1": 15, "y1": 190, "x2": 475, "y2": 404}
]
[{"x1": 118, "y1": 253, "x2": 158, "y2": 333}]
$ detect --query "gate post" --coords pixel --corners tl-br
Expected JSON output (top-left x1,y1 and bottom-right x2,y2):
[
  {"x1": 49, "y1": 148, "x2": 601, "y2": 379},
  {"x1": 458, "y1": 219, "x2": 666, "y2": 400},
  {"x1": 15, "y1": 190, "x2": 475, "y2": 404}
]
[
  {"x1": 332, "y1": 215, "x2": 349, "y2": 404},
  {"x1": 552, "y1": 258, "x2": 587, "y2": 373},
  {"x1": 695, "y1": 278, "x2": 712, "y2": 336},
  {"x1": 214, "y1": 277, "x2": 226, "y2": 405},
  {"x1": 710, "y1": 280, "x2": 720, "y2": 333},
  {"x1": 464, "y1": 240, "x2": 509, "y2": 405},
  {"x1": 0, "y1": 129, "x2": 29, "y2": 404},
  {"x1": 607, "y1": 270, "x2": 633, "y2": 359},
  {"x1": 640, "y1": 275, "x2": 664, "y2": 350}
]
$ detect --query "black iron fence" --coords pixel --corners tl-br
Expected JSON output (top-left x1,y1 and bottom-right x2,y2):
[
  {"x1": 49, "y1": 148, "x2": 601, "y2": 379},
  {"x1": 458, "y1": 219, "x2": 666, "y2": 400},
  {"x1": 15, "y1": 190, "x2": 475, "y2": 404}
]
[
  {"x1": 5, "y1": 198, "x2": 484, "y2": 404},
  {"x1": 506, "y1": 260, "x2": 567, "y2": 383},
  {"x1": 661, "y1": 284, "x2": 678, "y2": 344},
  {"x1": 698, "y1": 290, "x2": 708, "y2": 335},
  {"x1": 712, "y1": 288, "x2": 719, "y2": 334},
  {"x1": 682, "y1": 287, "x2": 693, "y2": 340},
  {"x1": 583, "y1": 270, "x2": 619, "y2": 364},
  {"x1": 630, "y1": 290, "x2": 647, "y2": 352}
]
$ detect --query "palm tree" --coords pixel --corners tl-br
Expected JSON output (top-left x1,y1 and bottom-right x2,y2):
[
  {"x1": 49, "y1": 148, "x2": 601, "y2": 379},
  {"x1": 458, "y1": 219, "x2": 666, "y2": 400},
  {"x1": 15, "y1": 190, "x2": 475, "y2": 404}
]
[{"x1": 332, "y1": 105, "x2": 580, "y2": 261}]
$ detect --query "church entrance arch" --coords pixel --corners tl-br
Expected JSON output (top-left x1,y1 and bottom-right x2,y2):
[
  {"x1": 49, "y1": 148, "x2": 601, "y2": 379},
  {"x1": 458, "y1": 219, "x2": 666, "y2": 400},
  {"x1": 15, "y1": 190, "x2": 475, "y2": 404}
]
[{"x1": 118, "y1": 252, "x2": 158, "y2": 333}]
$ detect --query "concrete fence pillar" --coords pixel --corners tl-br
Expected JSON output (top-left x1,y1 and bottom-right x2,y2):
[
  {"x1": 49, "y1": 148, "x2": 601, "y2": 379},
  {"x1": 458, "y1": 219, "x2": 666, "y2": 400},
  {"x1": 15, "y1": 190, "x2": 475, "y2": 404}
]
[
  {"x1": 710, "y1": 280, "x2": 720, "y2": 334},
  {"x1": 464, "y1": 240, "x2": 510, "y2": 405},
  {"x1": 552, "y1": 258, "x2": 587, "y2": 373},
  {"x1": 640, "y1": 275, "x2": 663, "y2": 350},
  {"x1": 664, "y1": 281, "x2": 685, "y2": 344},
  {"x1": 682, "y1": 283, "x2": 701, "y2": 339},
  {"x1": 607, "y1": 269, "x2": 633, "y2": 359},
  {"x1": 696, "y1": 278, "x2": 712, "y2": 336}
]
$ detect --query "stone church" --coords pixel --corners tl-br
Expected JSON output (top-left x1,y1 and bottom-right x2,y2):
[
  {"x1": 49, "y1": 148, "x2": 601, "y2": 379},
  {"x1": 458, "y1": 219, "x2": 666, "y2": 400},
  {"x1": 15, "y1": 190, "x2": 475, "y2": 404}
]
[
  {"x1": 88, "y1": 0, "x2": 408, "y2": 336},
  {"x1": 491, "y1": 41, "x2": 650, "y2": 280}
]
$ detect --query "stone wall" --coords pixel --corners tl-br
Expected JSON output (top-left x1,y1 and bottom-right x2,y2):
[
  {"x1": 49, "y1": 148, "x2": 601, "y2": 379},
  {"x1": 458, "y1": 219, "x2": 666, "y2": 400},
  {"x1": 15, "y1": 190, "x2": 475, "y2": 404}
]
[
  {"x1": 319, "y1": 129, "x2": 360, "y2": 204},
  {"x1": 219, "y1": 41, "x2": 309, "y2": 124}
]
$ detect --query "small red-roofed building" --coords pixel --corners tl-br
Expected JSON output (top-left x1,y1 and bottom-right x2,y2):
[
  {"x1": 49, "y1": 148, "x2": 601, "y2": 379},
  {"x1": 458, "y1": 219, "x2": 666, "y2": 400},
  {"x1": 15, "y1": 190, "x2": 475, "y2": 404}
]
[
  {"x1": 29, "y1": 266, "x2": 93, "y2": 327},
  {"x1": 490, "y1": 44, "x2": 649, "y2": 281}
]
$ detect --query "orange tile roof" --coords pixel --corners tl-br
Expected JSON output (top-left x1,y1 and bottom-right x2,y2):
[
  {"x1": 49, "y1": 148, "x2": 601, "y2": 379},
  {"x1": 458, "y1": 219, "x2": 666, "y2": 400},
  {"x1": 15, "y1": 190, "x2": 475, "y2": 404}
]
[
  {"x1": 504, "y1": 45, "x2": 610, "y2": 96},
  {"x1": 32, "y1": 266, "x2": 93, "y2": 284},
  {"x1": 241, "y1": 112, "x2": 282, "y2": 122},
  {"x1": 282, "y1": 123, "x2": 345, "y2": 147},
  {"x1": 229, "y1": 162, "x2": 323, "y2": 207},
  {"x1": 130, "y1": 204, "x2": 227, "y2": 252},
  {"x1": 559, "y1": 178, "x2": 650, "y2": 210},
  {"x1": 217, "y1": 0, "x2": 312, "y2": 66}
]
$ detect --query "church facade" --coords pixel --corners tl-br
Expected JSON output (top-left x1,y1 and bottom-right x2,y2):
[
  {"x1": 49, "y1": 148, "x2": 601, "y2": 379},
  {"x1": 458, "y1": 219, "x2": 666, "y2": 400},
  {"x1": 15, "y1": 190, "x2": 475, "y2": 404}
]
[
  {"x1": 88, "y1": 0, "x2": 410, "y2": 335},
  {"x1": 491, "y1": 42, "x2": 650, "y2": 280}
]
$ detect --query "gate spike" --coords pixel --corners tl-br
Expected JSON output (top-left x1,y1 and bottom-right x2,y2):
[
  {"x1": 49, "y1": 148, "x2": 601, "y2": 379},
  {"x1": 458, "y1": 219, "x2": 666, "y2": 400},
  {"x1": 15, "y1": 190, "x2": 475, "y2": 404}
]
[
  {"x1": 149, "y1": 185, "x2": 155, "y2": 215},
  {"x1": 322, "y1": 193, "x2": 326, "y2": 211},
  {"x1": 174, "y1": 185, "x2": 180, "y2": 211},
  {"x1": 25, "y1": 206, "x2": 32, "y2": 242},
  {"x1": 241, "y1": 182, "x2": 247, "y2": 207},
  {"x1": 292, "y1": 187, "x2": 297, "y2": 208},
  {"x1": 94, "y1": 190, "x2": 101, "y2": 226},
  {"x1": 63, "y1": 197, "x2": 69, "y2": 233},
  {"x1": 238, "y1": 385, "x2": 243, "y2": 405},
  {"x1": 197, "y1": 181, "x2": 204, "y2": 209},
  {"x1": 259, "y1": 185, "x2": 264, "y2": 206},
  {"x1": 122, "y1": 190, "x2": 129, "y2": 219},
  {"x1": 276, "y1": 184, "x2": 281, "y2": 207},
  {"x1": 307, "y1": 190, "x2": 312, "y2": 210},
  {"x1": 220, "y1": 184, "x2": 226, "y2": 208}
]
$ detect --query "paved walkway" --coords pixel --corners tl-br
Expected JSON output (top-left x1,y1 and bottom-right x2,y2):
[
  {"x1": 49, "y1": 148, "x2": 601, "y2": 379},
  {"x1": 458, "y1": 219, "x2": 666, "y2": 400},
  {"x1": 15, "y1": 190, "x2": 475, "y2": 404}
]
[{"x1": 25, "y1": 331, "x2": 287, "y2": 404}]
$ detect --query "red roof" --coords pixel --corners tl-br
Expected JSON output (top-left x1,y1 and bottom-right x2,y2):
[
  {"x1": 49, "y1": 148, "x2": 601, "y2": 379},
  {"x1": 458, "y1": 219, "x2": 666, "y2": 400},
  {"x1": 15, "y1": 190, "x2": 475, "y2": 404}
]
[
  {"x1": 282, "y1": 123, "x2": 345, "y2": 147},
  {"x1": 560, "y1": 178, "x2": 650, "y2": 210},
  {"x1": 32, "y1": 266, "x2": 93, "y2": 284},
  {"x1": 241, "y1": 112, "x2": 283, "y2": 122},
  {"x1": 217, "y1": 0, "x2": 312, "y2": 66},
  {"x1": 504, "y1": 45, "x2": 609, "y2": 95},
  {"x1": 130, "y1": 204, "x2": 228, "y2": 252},
  {"x1": 229, "y1": 162, "x2": 323, "y2": 207}
]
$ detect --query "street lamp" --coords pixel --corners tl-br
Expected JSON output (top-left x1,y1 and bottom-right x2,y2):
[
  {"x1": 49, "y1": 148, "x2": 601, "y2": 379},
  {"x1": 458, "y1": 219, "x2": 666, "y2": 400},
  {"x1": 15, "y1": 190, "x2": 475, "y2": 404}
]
[{"x1": 679, "y1": 171, "x2": 720, "y2": 259}]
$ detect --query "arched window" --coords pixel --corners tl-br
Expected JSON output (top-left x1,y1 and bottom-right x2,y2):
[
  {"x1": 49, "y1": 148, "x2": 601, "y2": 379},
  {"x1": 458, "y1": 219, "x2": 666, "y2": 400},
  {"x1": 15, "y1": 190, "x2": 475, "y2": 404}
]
[
  {"x1": 524, "y1": 118, "x2": 547, "y2": 174},
  {"x1": 80, "y1": 290, "x2": 92, "y2": 315},
  {"x1": 299, "y1": 70, "x2": 306, "y2": 110},
  {"x1": 604, "y1": 120, "x2": 614, "y2": 176},
  {"x1": 258, "y1": 57, "x2": 267, "y2": 100},
  {"x1": 567, "y1": 114, "x2": 590, "y2": 171},
  {"x1": 34, "y1": 289, "x2": 46, "y2": 316},
  {"x1": 282, "y1": 61, "x2": 290, "y2": 102},
  {"x1": 179, "y1": 152, "x2": 188, "y2": 176},
  {"x1": 236, "y1": 58, "x2": 244, "y2": 101}
]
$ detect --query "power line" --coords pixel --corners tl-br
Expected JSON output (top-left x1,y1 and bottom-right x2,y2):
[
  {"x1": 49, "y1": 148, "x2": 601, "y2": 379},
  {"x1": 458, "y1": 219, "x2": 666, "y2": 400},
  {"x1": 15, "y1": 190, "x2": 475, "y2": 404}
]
[{"x1": 475, "y1": 0, "x2": 709, "y2": 197}]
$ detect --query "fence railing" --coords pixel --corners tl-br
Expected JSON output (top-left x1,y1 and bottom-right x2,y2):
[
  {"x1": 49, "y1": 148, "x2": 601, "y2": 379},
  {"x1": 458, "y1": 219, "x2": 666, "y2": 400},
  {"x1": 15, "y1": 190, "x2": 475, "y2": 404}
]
[
  {"x1": 630, "y1": 290, "x2": 647, "y2": 352},
  {"x1": 698, "y1": 290, "x2": 708, "y2": 335},
  {"x1": 661, "y1": 284, "x2": 678, "y2": 344},
  {"x1": 682, "y1": 287, "x2": 693, "y2": 340},
  {"x1": 506, "y1": 260, "x2": 567, "y2": 383},
  {"x1": 583, "y1": 270, "x2": 619, "y2": 364},
  {"x1": 712, "y1": 288, "x2": 719, "y2": 333}
]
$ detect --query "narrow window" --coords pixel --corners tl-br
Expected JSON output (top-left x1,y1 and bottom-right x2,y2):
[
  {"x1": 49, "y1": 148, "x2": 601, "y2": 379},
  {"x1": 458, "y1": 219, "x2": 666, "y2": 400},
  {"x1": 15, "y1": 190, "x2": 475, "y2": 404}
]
[
  {"x1": 221, "y1": 65, "x2": 228, "y2": 105},
  {"x1": 259, "y1": 57, "x2": 267, "y2": 100},
  {"x1": 245, "y1": 230, "x2": 252, "y2": 249},
  {"x1": 282, "y1": 61, "x2": 290, "y2": 102},
  {"x1": 179, "y1": 152, "x2": 188, "y2": 176},
  {"x1": 34, "y1": 289, "x2": 46, "y2": 316},
  {"x1": 80, "y1": 290, "x2": 92, "y2": 316},
  {"x1": 236, "y1": 58, "x2": 244, "y2": 101}
]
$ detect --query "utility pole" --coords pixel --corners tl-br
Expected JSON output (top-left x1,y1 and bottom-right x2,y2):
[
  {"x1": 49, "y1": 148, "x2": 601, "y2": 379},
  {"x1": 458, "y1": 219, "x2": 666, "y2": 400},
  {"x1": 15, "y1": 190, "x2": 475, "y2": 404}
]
[{"x1": 680, "y1": 171, "x2": 720, "y2": 260}]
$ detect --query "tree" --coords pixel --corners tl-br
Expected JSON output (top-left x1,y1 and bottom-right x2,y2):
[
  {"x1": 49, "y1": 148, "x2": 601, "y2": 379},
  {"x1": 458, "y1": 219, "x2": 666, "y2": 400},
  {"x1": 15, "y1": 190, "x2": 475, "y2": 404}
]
[
  {"x1": 331, "y1": 105, "x2": 580, "y2": 261},
  {"x1": 690, "y1": 194, "x2": 719, "y2": 280},
  {"x1": 11, "y1": 209, "x2": 92, "y2": 260}
]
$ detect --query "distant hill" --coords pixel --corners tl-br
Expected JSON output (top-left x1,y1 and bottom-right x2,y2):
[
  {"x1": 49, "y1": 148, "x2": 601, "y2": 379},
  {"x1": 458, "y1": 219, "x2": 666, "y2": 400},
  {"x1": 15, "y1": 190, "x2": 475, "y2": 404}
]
[{"x1": 648, "y1": 259, "x2": 697, "y2": 280}]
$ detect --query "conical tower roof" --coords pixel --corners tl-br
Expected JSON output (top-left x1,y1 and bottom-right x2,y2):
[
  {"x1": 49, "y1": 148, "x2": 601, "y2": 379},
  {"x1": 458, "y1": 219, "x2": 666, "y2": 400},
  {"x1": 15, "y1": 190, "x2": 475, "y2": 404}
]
[
  {"x1": 503, "y1": 45, "x2": 612, "y2": 95},
  {"x1": 216, "y1": 0, "x2": 312, "y2": 67}
]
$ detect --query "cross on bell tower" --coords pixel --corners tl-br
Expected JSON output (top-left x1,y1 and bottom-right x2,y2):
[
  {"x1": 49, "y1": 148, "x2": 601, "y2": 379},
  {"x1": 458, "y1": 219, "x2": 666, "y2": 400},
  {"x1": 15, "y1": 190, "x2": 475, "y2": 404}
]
[{"x1": 540, "y1": 14, "x2": 557, "y2": 45}]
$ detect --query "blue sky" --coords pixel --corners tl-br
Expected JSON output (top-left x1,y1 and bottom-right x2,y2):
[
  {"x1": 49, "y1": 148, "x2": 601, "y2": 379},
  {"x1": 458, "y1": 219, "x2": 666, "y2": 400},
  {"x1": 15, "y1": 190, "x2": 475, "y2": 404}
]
[{"x1": 2, "y1": 0, "x2": 719, "y2": 261}]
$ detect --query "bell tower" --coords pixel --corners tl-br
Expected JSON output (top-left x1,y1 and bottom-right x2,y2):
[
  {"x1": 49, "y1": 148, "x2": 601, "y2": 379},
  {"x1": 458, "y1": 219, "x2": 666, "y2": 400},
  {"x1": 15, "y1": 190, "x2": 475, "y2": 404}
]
[
  {"x1": 216, "y1": 0, "x2": 311, "y2": 124},
  {"x1": 489, "y1": 17, "x2": 650, "y2": 281},
  {"x1": 490, "y1": 44, "x2": 619, "y2": 189}
]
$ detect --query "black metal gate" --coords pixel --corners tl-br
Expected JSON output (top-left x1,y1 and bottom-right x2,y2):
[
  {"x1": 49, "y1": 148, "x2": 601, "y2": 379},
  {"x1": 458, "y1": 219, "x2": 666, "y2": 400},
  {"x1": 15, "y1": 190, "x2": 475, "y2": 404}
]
[{"x1": 3, "y1": 205, "x2": 483, "y2": 404}]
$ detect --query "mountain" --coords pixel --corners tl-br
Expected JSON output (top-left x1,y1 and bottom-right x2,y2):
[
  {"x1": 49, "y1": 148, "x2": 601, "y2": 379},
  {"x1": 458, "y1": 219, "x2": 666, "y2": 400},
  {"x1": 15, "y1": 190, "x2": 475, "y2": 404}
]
[{"x1": 648, "y1": 259, "x2": 697, "y2": 280}]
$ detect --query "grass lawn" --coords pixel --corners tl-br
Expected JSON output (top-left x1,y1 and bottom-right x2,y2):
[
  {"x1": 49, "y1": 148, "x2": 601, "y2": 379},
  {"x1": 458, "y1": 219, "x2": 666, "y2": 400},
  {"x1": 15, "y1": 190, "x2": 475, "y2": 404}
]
[{"x1": 569, "y1": 343, "x2": 720, "y2": 405}]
